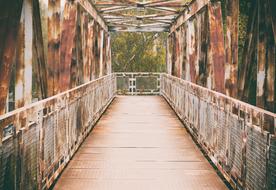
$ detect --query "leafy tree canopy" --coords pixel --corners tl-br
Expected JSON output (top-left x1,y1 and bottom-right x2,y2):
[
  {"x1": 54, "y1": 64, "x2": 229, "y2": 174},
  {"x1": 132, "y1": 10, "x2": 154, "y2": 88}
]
[{"x1": 111, "y1": 32, "x2": 167, "y2": 72}]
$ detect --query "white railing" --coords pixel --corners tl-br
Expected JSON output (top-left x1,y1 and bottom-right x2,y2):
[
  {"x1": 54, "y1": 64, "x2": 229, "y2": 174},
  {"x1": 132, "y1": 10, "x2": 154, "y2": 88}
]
[{"x1": 115, "y1": 72, "x2": 162, "y2": 95}]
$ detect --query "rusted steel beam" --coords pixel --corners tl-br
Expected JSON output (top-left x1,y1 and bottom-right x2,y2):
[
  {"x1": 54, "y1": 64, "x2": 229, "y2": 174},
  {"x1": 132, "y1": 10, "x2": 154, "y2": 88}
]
[
  {"x1": 187, "y1": 19, "x2": 197, "y2": 83},
  {"x1": 94, "y1": 24, "x2": 100, "y2": 78},
  {"x1": 256, "y1": 0, "x2": 275, "y2": 111},
  {"x1": 256, "y1": 0, "x2": 267, "y2": 109},
  {"x1": 178, "y1": 26, "x2": 184, "y2": 79},
  {"x1": 198, "y1": 9, "x2": 208, "y2": 86},
  {"x1": 109, "y1": 26, "x2": 169, "y2": 32},
  {"x1": 99, "y1": 29, "x2": 104, "y2": 77},
  {"x1": 70, "y1": 35, "x2": 78, "y2": 88},
  {"x1": 15, "y1": 0, "x2": 33, "y2": 109},
  {"x1": 166, "y1": 37, "x2": 172, "y2": 75},
  {"x1": 224, "y1": 0, "x2": 239, "y2": 98},
  {"x1": 33, "y1": 0, "x2": 48, "y2": 99},
  {"x1": 90, "y1": 20, "x2": 96, "y2": 80},
  {"x1": 0, "y1": 0, "x2": 23, "y2": 115},
  {"x1": 15, "y1": 8, "x2": 26, "y2": 109},
  {"x1": 88, "y1": 20, "x2": 95, "y2": 80},
  {"x1": 78, "y1": 0, "x2": 108, "y2": 32},
  {"x1": 207, "y1": 2, "x2": 225, "y2": 93},
  {"x1": 59, "y1": 1, "x2": 77, "y2": 92},
  {"x1": 174, "y1": 29, "x2": 181, "y2": 78},
  {"x1": 264, "y1": 0, "x2": 275, "y2": 112},
  {"x1": 81, "y1": 12, "x2": 88, "y2": 82},
  {"x1": 75, "y1": 4, "x2": 84, "y2": 86},
  {"x1": 47, "y1": 0, "x2": 61, "y2": 96},
  {"x1": 106, "y1": 34, "x2": 112, "y2": 75},
  {"x1": 169, "y1": 0, "x2": 209, "y2": 34},
  {"x1": 171, "y1": 32, "x2": 176, "y2": 76},
  {"x1": 102, "y1": 32, "x2": 108, "y2": 76},
  {"x1": 238, "y1": 1, "x2": 257, "y2": 103}
]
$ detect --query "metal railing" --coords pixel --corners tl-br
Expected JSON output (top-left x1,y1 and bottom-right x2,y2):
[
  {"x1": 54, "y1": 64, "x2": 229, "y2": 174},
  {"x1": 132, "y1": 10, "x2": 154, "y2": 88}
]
[
  {"x1": 160, "y1": 74, "x2": 276, "y2": 190},
  {"x1": 115, "y1": 72, "x2": 161, "y2": 95},
  {"x1": 0, "y1": 74, "x2": 116, "y2": 190},
  {"x1": 0, "y1": 72, "x2": 275, "y2": 190}
]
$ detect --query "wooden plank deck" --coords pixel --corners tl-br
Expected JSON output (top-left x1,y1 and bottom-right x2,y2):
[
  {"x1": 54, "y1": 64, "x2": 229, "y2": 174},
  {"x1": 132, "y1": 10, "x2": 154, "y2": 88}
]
[{"x1": 53, "y1": 96, "x2": 228, "y2": 190}]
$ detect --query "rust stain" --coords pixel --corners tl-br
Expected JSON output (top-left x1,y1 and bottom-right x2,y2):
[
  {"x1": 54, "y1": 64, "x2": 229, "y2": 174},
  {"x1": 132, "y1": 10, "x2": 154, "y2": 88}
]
[
  {"x1": 0, "y1": 0, "x2": 23, "y2": 115},
  {"x1": 81, "y1": 12, "x2": 90, "y2": 82},
  {"x1": 33, "y1": 0, "x2": 48, "y2": 99},
  {"x1": 47, "y1": 0, "x2": 61, "y2": 96},
  {"x1": 15, "y1": 17, "x2": 25, "y2": 109},
  {"x1": 59, "y1": 2, "x2": 77, "y2": 92},
  {"x1": 207, "y1": 2, "x2": 226, "y2": 94},
  {"x1": 225, "y1": 0, "x2": 239, "y2": 98},
  {"x1": 0, "y1": 74, "x2": 116, "y2": 189},
  {"x1": 188, "y1": 19, "x2": 197, "y2": 83}
]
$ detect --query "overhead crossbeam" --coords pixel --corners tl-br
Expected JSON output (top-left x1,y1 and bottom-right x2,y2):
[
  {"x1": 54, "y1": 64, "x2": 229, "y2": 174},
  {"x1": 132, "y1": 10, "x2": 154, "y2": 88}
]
[{"x1": 92, "y1": 0, "x2": 194, "y2": 32}]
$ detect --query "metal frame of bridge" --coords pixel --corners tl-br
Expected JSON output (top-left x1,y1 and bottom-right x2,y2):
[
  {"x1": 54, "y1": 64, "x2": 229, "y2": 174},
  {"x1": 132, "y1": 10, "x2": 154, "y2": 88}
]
[{"x1": 0, "y1": 0, "x2": 275, "y2": 190}]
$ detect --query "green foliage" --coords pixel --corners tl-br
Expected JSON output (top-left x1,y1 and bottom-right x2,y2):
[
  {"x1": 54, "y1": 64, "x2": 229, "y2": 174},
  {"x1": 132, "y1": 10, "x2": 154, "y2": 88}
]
[{"x1": 111, "y1": 32, "x2": 167, "y2": 72}]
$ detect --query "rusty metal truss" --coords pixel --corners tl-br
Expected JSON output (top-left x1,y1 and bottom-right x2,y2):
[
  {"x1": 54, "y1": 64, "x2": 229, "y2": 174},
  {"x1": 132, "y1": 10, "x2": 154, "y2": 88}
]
[{"x1": 92, "y1": 0, "x2": 193, "y2": 32}]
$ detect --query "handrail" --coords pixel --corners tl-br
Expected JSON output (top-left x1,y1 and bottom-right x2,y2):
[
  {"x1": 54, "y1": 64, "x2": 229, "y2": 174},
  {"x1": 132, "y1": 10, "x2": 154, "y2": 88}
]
[
  {"x1": 0, "y1": 74, "x2": 116, "y2": 120},
  {"x1": 0, "y1": 74, "x2": 116, "y2": 190},
  {"x1": 115, "y1": 72, "x2": 163, "y2": 95},
  {"x1": 160, "y1": 73, "x2": 275, "y2": 189},
  {"x1": 0, "y1": 72, "x2": 275, "y2": 190},
  {"x1": 162, "y1": 73, "x2": 276, "y2": 119}
]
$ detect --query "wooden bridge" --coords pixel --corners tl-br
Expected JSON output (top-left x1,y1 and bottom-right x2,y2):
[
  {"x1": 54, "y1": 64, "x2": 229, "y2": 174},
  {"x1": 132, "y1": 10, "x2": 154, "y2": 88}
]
[{"x1": 0, "y1": 0, "x2": 276, "y2": 190}]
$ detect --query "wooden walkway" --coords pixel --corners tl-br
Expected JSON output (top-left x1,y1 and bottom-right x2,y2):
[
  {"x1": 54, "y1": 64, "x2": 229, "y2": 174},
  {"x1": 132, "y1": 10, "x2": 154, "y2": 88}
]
[{"x1": 54, "y1": 96, "x2": 228, "y2": 190}]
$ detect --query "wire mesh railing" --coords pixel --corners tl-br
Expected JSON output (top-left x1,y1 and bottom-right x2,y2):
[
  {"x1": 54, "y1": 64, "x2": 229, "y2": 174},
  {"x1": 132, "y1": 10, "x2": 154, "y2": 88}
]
[
  {"x1": 115, "y1": 72, "x2": 161, "y2": 95},
  {"x1": 160, "y1": 73, "x2": 276, "y2": 190},
  {"x1": 0, "y1": 74, "x2": 116, "y2": 190},
  {"x1": 0, "y1": 72, "x2": 275, "y2": 190}
]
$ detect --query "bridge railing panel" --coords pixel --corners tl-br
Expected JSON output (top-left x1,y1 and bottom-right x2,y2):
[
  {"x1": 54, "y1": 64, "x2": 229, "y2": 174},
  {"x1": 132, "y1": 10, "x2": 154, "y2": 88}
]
[
  {"x1": 115, "y1": 72, "x2": 161, "y2": 95},
  {"x1": 0, "y1": 74, "x2": 116, "y2": 190},
  {"x1": 160, "y1": 73, "x2": 276, "y2": 190}
]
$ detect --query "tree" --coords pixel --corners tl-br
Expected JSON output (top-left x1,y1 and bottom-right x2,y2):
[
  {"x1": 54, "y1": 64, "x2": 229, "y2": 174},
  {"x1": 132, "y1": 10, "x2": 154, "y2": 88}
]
[{"x1": 111, "y1": 32, "x2": 167, "y2": 72}]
